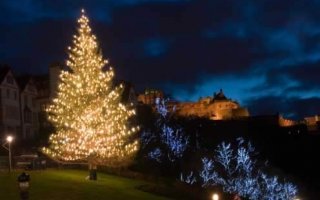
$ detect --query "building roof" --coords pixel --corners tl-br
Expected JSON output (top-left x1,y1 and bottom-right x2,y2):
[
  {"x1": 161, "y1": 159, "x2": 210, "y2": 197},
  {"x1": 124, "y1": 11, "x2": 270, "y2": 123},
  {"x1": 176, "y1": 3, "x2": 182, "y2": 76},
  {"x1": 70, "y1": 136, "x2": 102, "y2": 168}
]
[{"x1": 213, "y1": 89, "x2": 227, "y2": 100}]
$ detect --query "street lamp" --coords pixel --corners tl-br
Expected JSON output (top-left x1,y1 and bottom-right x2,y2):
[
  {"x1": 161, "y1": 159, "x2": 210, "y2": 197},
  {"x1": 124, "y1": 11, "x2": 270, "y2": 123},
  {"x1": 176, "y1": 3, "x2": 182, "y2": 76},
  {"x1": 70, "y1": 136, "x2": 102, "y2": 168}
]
[
  {"x1": 212, "y1": 193, "x2": 219, "y2": 200},
  {"x1": 2, "y1": 135, "x2": 14, "y2": 172},
  {"x1": 7, "y1": 135, "x2": 13, "y2": 143}
]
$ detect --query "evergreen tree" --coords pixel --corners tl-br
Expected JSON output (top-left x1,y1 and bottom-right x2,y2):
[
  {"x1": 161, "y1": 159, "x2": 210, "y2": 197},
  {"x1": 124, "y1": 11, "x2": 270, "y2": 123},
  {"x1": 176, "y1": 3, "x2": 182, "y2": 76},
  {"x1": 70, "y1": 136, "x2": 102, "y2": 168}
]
[
  {"x1": 180, "y1": 138, "x2": 298, "y2": 199},
  {"x1": 43, "y1": 10, "x2": 138, "y2": 177}
]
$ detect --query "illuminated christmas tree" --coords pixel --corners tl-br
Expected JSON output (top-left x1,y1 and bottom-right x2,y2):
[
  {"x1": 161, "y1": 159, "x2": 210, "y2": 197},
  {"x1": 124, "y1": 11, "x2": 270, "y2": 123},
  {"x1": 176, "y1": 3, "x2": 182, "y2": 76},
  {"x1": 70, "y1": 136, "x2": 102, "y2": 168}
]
[{"x1": 43, "y1": 10, "x2": 138, "y2": 178}]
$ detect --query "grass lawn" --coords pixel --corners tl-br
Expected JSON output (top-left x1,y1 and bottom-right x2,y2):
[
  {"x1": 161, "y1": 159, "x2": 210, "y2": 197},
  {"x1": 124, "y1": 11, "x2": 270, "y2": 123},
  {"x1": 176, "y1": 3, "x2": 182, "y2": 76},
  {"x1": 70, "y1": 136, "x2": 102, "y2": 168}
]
[{"x1": 0, "y1": 169, "x2": 172, "y2": 200}]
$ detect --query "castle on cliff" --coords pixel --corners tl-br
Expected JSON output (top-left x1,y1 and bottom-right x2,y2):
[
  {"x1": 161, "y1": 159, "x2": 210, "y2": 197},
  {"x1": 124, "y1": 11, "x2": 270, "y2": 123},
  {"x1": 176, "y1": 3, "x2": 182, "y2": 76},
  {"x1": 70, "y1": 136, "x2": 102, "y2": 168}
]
[
  {"x1": 138, "y1": 88, "x2": 250, "y2": 120},
  {"x1": 174, "y1": 89, "x2": 249, "y2": 120}
]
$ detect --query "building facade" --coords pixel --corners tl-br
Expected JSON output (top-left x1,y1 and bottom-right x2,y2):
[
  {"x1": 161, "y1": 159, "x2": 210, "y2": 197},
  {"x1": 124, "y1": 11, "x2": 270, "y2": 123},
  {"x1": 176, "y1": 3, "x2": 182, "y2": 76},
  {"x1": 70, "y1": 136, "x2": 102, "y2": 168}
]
[
  {"x1": 304, "y1": 115, "x2": 320, "y2": 132},
  {"x1": 0, "y1": 64, "x2": 62, "y2": 141},
  {"x1": 17, "y1": 77, "x2": 39, "y2": 139},
  {"x1": 0, "y1": 68, "x2": 21, "y2": 137}
]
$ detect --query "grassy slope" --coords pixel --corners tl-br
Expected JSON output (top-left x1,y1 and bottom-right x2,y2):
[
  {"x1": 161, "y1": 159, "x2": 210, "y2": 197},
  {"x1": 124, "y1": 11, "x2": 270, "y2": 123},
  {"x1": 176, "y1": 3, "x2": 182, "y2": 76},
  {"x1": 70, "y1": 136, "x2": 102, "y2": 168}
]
[{"x1": 0, "y1": 169, "x2": 171, "y2": 200}]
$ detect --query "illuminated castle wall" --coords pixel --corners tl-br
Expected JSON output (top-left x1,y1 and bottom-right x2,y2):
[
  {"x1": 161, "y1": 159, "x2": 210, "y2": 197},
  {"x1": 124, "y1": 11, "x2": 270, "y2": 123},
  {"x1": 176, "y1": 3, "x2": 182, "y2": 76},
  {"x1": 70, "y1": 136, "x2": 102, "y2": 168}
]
[
  {"x1": 137, "y1": 89, "x2": 163, "y2": 105},
  {"x1": 173, "y1": 89, "x2": 249, "y2": 120},
  {"x1": 138, "y1": 89, "x2": 250, "y2": 120}
]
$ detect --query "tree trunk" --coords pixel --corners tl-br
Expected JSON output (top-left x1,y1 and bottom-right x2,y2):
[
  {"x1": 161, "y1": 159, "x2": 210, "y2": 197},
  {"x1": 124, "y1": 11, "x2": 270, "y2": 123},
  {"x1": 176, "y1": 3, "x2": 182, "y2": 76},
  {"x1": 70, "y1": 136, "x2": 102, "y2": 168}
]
[{"x1": 88, "y1": 162, "x2": 97, "y2": 181}]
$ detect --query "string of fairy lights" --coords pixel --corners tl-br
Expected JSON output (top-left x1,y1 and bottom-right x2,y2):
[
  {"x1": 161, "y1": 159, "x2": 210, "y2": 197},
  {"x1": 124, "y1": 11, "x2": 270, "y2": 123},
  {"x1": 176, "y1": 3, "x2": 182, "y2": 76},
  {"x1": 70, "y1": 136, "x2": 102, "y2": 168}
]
[{"x1": 43, "y1": 10, "x2": 139, "y2": 166}]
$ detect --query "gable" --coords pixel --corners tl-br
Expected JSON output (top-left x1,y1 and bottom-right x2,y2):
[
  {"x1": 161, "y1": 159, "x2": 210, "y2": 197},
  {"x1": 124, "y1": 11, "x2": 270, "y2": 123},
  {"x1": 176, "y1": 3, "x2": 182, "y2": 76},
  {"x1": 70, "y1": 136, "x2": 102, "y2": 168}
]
[
  {"x1": 24, "y1": 79, "x2": 38, "y2": 95},
  {"x1": 0, "y1": 71, "x2": 19, "y2": 89}
]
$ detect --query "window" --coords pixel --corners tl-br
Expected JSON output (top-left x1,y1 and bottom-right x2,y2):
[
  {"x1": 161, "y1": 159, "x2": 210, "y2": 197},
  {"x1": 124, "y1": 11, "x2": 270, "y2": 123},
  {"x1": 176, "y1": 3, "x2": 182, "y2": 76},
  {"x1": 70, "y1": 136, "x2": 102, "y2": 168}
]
[
  {"x1": 6, "y1": 89, "x2": 10, "y2": 99},
  {"x1": 14, "y1": 91, "x2": 17, "y2": 100}
]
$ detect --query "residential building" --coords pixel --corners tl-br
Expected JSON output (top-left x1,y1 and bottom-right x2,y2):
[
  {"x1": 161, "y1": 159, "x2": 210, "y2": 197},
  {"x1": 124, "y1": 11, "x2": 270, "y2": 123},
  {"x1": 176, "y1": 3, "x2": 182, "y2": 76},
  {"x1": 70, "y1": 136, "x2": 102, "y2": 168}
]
[
  {"x1": 0, "y1": 67, "x2": 21, "y2": 138},
  {"x1": 17, "y1": 76, "x2": 39, "y2": 139}
]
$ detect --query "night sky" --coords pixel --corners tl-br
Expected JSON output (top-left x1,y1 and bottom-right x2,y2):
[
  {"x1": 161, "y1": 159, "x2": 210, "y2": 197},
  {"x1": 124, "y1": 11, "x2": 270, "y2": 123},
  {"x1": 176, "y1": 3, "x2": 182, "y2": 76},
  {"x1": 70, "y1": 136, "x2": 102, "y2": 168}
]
[{"x1": 1, "y1": 0, "x2": 320, "y2": 119}]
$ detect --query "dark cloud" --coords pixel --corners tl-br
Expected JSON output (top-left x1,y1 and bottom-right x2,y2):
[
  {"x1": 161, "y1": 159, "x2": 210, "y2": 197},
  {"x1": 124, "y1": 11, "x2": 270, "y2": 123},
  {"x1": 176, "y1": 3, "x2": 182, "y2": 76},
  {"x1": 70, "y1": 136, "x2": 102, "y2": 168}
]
[
  {"x1": 255, "y1": 61, "x2": 320, "y2": 95},
  {"x1": 286, "y1": 62, "x2": 320, "y2": 87},
  {"x1": 247, "y1": 96, "x2": 320, "y2": 119},
  {"x1": 1, "y1": 0, "x2": 320, "y2": 118},
  {"x1": 0, "y1": 19, "x2": 74, "y2": 74}
]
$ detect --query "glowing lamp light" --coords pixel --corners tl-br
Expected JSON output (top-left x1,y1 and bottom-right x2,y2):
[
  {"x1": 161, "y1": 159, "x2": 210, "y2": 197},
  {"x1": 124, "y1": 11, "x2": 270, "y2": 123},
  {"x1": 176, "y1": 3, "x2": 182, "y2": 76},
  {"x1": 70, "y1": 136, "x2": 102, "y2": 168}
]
[
  {"x1": 212, "y1": 193, "x2": 219, "y2": 200},
  {"x1": 6, "y1": 136, "x2": 13, "y2": 143},
  {"x1": 3, "y1": 135, "x2": 14, "y2": 172}
]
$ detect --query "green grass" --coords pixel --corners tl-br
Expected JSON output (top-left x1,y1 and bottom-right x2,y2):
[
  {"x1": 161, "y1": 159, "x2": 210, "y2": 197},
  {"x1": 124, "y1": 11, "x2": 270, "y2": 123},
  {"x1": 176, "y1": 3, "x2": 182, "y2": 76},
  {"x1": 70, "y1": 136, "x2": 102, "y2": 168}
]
[{"x1": 0, "y1": 169, "x2": 171, "y2": 200}]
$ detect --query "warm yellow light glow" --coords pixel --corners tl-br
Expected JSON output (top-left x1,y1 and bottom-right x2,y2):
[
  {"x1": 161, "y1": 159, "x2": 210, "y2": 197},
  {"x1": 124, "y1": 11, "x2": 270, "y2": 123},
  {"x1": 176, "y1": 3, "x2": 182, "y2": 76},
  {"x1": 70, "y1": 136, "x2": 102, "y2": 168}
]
[
  {"x1": 212, "y1": 193, "x2": 219, "y2": 200},
  {"x1": 43, "y1": 9, "x2": 139, "y2": 167},
  {"x1": 6, "y1": 136, "x2": 13, "y2": 143}
]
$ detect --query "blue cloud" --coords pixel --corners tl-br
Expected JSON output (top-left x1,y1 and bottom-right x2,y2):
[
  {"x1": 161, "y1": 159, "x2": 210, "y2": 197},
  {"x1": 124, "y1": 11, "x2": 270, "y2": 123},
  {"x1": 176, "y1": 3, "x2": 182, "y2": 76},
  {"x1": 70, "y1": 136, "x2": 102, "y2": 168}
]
[{"x1": 143, "y1": 37, "x2": 171, "y2": 57}]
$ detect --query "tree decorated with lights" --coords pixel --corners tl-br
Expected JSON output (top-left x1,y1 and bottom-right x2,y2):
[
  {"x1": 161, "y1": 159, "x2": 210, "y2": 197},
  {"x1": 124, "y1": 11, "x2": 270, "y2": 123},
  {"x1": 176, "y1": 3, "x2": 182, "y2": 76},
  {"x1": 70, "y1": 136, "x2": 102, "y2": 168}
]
[
  {"x1": 180, "y1": 138, "x2": 298, "y2": 199},
  {"x1": 43, "y1": 10, "x2": 138, "y2": 178}
]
